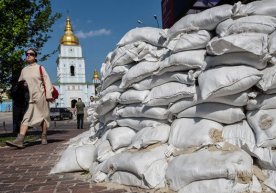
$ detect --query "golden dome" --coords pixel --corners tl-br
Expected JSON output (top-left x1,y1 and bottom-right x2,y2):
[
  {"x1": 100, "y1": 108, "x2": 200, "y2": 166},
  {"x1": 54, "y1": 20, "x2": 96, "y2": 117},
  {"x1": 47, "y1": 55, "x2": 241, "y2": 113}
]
[
  {"x1": 60, "y1": 17, "x2": 79, "y2": 45},
  {"x1": 93, "y1": 70, "x2": 100, "y2": 80}
]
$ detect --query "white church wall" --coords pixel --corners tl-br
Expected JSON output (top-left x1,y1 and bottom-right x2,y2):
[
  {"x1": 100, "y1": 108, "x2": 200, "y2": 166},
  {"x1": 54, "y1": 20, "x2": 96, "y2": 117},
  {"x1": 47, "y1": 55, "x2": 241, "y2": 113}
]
[
  {"x1": 51, "y1": 84, "x2": 96, "y2": 108},
  {"x1": 57, "y1": 58, "x2": 86, "y2": 83},
  {"x1": 60, "y1": 45, "x2": 82, "y2": 58}
]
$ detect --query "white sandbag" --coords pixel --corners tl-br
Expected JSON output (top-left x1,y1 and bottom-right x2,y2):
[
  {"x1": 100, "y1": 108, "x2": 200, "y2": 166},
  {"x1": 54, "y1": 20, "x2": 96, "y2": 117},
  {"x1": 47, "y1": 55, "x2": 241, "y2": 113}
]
[
  {"x1": 119, "y1": 89, "x2": 150, "y2": 104},
  {"x1": 99, "y1": 81, "x2": 124, "y2": 97},
  {"x1": 144, "y1": 82, "x2": 195, "y2": 106},
  {"x1": 110, "y1": 159, "x2": 167, "y2": 189},
  {"x1": 115, "y1": 104, "x2": 168, "y2": 120},
  {"x1": 198, "y1": 66, "x2": 262, "y2": 100},
  {"x1": 271, "y1": 56, "x2": 276, "y2": 65},
  {"x1": 253, "y1": 148, "x2": 276, "y2": 171},
  {"x1": 110, "y1": 42, "x2": 144, "y2": 67},
  {"x1": 166, "y1": 4, "x2": 232, "y2": 40},
  {"x1": 117, "y1": 27, "x2": 166, "y2": 47},
  {"x1": 178, "y1": 178, "x2": 252, "y2": 193},
  {"x1": 131, "y1": 124, "x2": 170, "y2": 149},
  {"x1": 100, "y1": 52, "x2": 113, "y2": 79},
  {"x1": 111, "y1": 41, "x2": 166, "y2": 67},
  {"x1": 95, "y1": 140, "x2": 115, "y2": 162},
  {"x1": 223, "y1": 120, "x2": 276, "y2": 170},
  {"x1": 222, "y1": 120, "x2": 256, "y2": 154},
  {"x1": 265, "y1": 87, "x2": 276, "y2": 94},
  {"x1": 247, "y1": 94, "x2": 276, "y2": 111},
  {"x1": 166, "y1": 30, "x2": 211, "y2": 53},
  {"x1": 205, "y1": 52, "x2": 271, "y2": 70},
  {"x1": 169, "y1": 118, "x2": 223, "y2": 149},
  {"x1": 89, "y1": 161, "x2": 107, "y2": 183},
  {"x1": 135, "y1": 45, "x2": 166, "y2": 63},
  {"x1": 87, "y1": 107, "x2": 96, "y2": 116},
  {"x1": 105, "y1": 121, "x2": 117, "y2": 129},
  {"x1": 251, "y1": 174, "x2": 264, "y2": 193},
  {"x1": 100, "y1": 62, "x2": 111, "y2": 82},
  {"x1": 120, "y1": 61, "x2": 160, "y2": 89},
  {"x1": 132, "y1": 71, "x2": 195, "y2": 91},
  {"x1": 232, "y1": 0, "x2": 276, "y2": 17},
  {"x1": 166, "y1": 148, "x2": 253, "y2": 191},
  {"x1": 110, "y1": 171, "x2": 150, "y2": 189},
  {"x1": 257, "y1": 64, "x2": 276, "y2": 91},
  {"x1": 89, "y1": 122, "x2": 101, "y2": 135},
  {"x1": 50, "y1": 144, "x2": 96, "y2": 174},
  {"x1": 216, "y1": 16, "x2": 276, "y2": 37},
  {"x1": 157, "y1": 50, "x2": 206, "y2": 75},
  {"x1": 116, "y1": 117, "x2": 168, "y2": 132},
  {"x1": 247, "y1": 109, "x2": 276, "y2": 148},
  {"x1": 96, "y1": 92, "x2": 121, "y2": 116},
  {"x1": 204, "y1": 90, "x2": 249, "y2": 106},
  {"x1": 143, "y1": 159, "x2": 167, "y2": 189},
  {"x1": 177, "y1": 103, "x2": 245, "y2": 124},
  {"x1": 268, "y1": 30, "x2": 276, "y2": 55},
  {"x1": 68, "y1": 130, "x2": 95, "y2": 146},
  {"x1": 168, "y1": 97, "x2": 196, "y2": 118},
  {"x1": 96, "y1": 127, "x2": 110, "y2": 142},
  {"x1": 101, "y1": 65, "x2": 131, "y2": 90},
  {"x1": 264, "y1": 170, "x2": 276, "y2": 191},
  {"x1": 101, "y1": 144, "x2": 168, "y2": 177},
  {"x1": 107, "y1": 127, "x2": 136, "y2": 151},
  {"x1": 168, "y1": 89, "x2": 249, "y2": 116},
  {"x1": 207, "y1": 33, "x2": 268, "y2": 56},
  {"x1": 98, "y1": 110, "x2": 117, "y2": 126}
]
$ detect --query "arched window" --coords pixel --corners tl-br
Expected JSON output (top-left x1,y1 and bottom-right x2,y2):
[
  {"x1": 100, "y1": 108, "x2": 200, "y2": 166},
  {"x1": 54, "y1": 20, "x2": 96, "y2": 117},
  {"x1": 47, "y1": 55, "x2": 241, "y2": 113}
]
[{"x1": 70, "y1": 65, "x2": 75, "y2": 76}]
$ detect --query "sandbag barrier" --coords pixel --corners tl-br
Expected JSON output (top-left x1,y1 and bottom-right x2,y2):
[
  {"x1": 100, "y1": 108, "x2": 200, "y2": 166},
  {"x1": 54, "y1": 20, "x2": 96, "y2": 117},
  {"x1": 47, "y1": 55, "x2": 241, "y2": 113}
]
[{"x1": 52, "y1": 0, "x2": 276, "y2": 192}]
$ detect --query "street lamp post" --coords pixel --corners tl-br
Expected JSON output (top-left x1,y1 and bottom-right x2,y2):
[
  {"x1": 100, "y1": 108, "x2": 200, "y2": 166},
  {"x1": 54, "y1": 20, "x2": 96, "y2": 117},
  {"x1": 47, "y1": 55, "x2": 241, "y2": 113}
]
[
  {"x1": 153, "y1": 15, "x2": 160, "y2": 28},
  {"x1": 137, "y1": 20, "x2": 143, "y2": 26}
]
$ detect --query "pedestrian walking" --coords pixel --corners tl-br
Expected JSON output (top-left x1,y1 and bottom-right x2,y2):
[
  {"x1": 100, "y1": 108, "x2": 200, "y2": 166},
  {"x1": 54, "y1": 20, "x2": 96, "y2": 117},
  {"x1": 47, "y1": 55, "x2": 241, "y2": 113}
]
[
  {"x1": 75, "y1": 98, "x2": 85, "y2": 129},
  {"x1": 6, "y1": 48, "x2": 54, "y2": 148}
]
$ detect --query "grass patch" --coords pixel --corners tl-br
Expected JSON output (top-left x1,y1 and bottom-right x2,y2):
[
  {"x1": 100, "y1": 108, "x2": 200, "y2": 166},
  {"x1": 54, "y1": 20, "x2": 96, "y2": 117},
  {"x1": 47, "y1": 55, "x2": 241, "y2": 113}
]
[{"x1": 0, "y1": 135, "x2": 39, "y2": 147}]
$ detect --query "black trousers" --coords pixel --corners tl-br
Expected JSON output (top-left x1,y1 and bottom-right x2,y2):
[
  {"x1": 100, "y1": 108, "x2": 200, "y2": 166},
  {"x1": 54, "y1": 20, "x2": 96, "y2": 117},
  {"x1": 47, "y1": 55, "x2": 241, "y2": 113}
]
[{"x1": 77, "y1": 114, "x2": 84, "y2": 129}]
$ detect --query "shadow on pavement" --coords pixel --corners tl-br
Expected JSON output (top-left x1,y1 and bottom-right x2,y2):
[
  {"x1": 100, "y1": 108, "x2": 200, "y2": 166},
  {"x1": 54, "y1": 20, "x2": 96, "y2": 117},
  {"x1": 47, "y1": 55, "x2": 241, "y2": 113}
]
[
  {"x1": 24, "y1": 139, "x2": 65, "y2": 147},
  {"x1": 0, "y1": 130, "x2": 69, "y2": 138}
]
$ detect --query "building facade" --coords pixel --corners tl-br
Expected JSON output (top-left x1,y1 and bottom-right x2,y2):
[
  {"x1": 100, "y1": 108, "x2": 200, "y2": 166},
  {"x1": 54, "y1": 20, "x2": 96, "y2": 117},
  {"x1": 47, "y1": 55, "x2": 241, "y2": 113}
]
[{"x1": 53, "y1": 17, "x2": 96, "y2": 108}]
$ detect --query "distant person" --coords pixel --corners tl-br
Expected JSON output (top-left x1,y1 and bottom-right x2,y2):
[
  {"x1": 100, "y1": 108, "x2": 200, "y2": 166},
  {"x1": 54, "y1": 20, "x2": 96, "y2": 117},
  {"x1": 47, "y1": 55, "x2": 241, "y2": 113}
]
[
  {"x1": 89, "y1": 96, "x2": 97, "y2": 108},
  {"x1": 75, "y1": 98, "x2": 85, "y2": 129},
  {"x1": 6, "y1": 48, "x2": 54, "y2": 148}
]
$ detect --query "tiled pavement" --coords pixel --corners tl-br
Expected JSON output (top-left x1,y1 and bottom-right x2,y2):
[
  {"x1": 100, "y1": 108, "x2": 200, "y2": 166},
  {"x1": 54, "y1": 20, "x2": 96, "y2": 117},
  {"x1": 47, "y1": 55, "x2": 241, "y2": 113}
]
[{"x1": 0, "y1": 127, "x2": 130, "y2": 193}]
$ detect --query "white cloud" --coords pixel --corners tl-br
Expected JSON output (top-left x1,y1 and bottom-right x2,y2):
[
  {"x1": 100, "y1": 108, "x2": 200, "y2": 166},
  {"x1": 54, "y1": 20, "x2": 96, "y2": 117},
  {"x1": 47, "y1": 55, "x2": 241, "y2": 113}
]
[{"x1": 75, "y1": 29, "x2": 111, "y2": 39}]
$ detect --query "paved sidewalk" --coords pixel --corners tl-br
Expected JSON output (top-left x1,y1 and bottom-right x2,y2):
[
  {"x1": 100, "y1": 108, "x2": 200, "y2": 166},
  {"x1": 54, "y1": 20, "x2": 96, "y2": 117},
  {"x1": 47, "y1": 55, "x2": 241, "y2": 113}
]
[{"x1": 0, "y1": 127, "x2": 129, "y2": 193}]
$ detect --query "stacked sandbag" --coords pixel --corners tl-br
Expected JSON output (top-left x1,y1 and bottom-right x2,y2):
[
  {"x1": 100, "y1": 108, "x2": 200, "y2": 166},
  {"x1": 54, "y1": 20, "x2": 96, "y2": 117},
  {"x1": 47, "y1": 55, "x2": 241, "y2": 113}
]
[
  {"x1": 51, "y1": 1, "x2": 276, "y2": 192},
  {"x1": 165, "y1": 6, "x2": 262, "y2": 192},
  {"x1": 87, "y1": 100, "x2": 99, "y2": 132},
  {"x1": 50, "y1": 128, "x2": 97, "y2": 174},
  {"x1": 190, "y1": 1, "x2": 276, "y2": 191},
  {"x1": 88, "y1": 27, "x2": 173, "y2": 189}
]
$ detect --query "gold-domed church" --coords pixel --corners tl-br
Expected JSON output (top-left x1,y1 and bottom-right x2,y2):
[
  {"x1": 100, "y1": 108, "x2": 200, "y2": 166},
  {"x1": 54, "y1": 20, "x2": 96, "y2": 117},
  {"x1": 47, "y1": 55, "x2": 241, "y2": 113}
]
[{"x1": 52, "y1": 17, "x2": 98, "y2": 108}]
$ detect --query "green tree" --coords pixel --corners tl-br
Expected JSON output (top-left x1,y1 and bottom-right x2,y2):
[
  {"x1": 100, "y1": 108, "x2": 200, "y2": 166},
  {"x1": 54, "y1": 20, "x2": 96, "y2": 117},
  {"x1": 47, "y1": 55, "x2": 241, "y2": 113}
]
[{"x1": 0, "y1": 0, "x2": 61, "y2": 91}]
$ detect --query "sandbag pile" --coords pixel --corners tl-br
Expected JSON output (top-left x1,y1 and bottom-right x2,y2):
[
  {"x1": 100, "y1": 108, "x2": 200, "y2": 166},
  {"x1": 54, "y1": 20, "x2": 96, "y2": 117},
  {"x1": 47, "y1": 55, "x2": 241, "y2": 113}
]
[{"x1": 51, "y1": 0, "x2": 276, "y2": 192}]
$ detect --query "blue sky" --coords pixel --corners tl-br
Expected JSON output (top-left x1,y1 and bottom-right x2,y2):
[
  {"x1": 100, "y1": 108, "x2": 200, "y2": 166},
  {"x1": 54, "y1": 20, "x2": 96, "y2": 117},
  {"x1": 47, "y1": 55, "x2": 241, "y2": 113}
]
[{"x1": 41, "y1": 0, "x2": 162, "y2": 82}]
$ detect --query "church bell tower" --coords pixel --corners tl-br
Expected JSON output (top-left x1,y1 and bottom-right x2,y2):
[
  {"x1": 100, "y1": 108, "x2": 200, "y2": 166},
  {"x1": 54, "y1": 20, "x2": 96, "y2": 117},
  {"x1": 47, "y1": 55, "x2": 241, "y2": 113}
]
[{"x1": 54, "y1": 17, "x2": 95, "y2": 108}]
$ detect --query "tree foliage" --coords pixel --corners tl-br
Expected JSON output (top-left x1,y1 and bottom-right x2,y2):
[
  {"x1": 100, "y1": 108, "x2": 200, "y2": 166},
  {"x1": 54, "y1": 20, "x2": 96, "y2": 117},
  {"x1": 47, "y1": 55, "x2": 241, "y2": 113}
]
[{"x1": 0, "y1": 0, "x2": 61, "y2": 91}]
